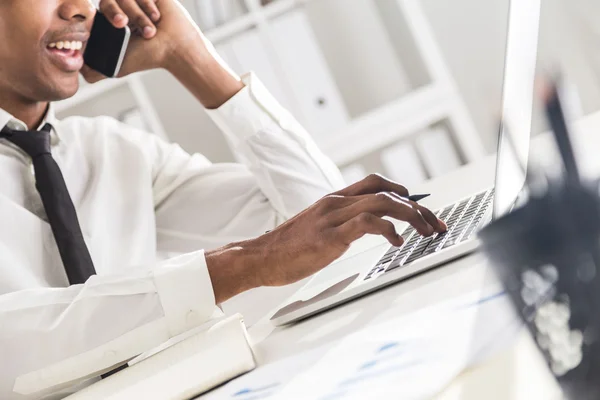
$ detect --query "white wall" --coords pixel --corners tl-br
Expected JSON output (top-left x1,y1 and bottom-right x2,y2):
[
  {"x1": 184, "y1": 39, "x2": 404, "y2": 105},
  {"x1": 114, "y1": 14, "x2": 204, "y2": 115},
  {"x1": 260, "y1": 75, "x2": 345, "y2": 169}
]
[
  {"x1": 303, "y1": 0, "x2": 412, "y2": 117},
  {"x1": 73, "y1": 0, "x2": 600, "y2": 162},
  {"x1": 419, "y1": 0, "x2": 509, "y2": 152},
  {"x1": 420, "y1": 0, "x2": 600, "y2": 150}
]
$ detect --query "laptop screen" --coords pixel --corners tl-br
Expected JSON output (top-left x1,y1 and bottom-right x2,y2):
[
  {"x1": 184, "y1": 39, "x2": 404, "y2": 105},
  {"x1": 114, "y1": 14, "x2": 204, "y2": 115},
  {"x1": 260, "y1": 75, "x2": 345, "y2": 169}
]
[{"x1": 493, "y1": 0, "x2": 541, "y2": 219}]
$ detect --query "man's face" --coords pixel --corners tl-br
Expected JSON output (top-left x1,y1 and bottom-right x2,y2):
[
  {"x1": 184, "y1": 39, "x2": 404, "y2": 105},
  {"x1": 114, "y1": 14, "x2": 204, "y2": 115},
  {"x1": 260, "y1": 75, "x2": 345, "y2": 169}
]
[{"x1": 0, "y1": 0, "x2": 95, "y2": 103}]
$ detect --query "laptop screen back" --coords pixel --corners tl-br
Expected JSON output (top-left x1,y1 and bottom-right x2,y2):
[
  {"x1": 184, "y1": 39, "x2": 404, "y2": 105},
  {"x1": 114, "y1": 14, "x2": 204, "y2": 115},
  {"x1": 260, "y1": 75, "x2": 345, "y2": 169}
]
[{"x1": 493, "y1": 0, "x2": 541, "y2": 219}]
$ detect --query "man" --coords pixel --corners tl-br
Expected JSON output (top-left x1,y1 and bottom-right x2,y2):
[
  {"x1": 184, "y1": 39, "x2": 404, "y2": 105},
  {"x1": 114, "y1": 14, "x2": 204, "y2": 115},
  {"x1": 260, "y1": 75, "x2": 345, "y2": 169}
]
[{"x1": 0, "y1": 0, "x2": 446, "y2": 398}]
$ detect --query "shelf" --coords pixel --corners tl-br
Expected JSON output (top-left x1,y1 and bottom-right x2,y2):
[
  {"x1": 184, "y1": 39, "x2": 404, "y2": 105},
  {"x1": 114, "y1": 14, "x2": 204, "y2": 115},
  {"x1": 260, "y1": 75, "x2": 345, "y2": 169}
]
[
  {"x1": 55, "y1": 0, "x2": 301, "y2": 114},
  {"x1": 53, "y1": 0, "x2": 483, "y2": 170},
  {"x1": 321, "y1": 83, "x2": 454, "y2": 166},
  {"x1": 54, "y1": 78, "x2": 131, "y2": 113},
  {"x1": 204, "y1": 0, "x2": 306, "y2": 43},
  {"x1": 54, "y1": 19, "x2": 255, "y2": 115},
  {"x1": 54, "y1": 71, "x2": 160, "y2": 114},
  {"x1": 205, "y1": 12, "x2": 256, "y2": 43},
  {"x1": 262, "y1": 0, "x2": 305, "y2": 19}
]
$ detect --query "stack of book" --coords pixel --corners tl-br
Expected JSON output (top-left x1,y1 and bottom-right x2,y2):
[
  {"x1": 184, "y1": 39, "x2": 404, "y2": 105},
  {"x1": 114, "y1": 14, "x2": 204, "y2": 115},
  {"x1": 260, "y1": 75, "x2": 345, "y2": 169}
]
[{"x1": 65, "y1": 314, "x2": 256, "y2": 400}]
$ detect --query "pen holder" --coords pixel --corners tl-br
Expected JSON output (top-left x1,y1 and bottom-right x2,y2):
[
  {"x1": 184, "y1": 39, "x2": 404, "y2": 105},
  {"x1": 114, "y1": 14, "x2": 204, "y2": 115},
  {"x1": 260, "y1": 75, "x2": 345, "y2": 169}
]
[{"x1": 479, "y1": 181, "x2": 600, "y2": 400}]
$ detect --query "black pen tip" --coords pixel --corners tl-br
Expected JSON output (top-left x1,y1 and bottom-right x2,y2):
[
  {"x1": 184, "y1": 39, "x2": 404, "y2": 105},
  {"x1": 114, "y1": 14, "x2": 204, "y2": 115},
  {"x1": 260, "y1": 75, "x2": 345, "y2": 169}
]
[{"x1": 409, "y1": 194, "x2": 431, "y2": 202}]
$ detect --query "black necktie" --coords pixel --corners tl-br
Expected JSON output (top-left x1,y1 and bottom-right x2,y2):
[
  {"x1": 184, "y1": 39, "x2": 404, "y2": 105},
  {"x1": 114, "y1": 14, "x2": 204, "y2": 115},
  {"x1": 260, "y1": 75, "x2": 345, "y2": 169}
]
[
  {"x1": 1, "y1": 123, "x2": 128, "y2": 378},
  {"x1": 1, "y1": 123, "x2": 96, "y2": 285}
]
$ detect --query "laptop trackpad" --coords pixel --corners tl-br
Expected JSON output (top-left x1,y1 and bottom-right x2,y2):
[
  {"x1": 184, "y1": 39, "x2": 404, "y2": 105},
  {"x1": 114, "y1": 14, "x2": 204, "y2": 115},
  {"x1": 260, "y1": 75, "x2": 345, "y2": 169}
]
[{"x1": 270, "y1": 273, "x2": 359, "y2": 320}]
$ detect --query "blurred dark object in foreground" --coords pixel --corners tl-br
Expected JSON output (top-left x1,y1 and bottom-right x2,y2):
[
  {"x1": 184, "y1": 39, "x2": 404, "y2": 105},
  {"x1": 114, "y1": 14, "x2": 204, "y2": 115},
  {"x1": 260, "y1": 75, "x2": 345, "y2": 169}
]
[{"x1": 479, "y1": 80, "x2": 600, "y2": 400}]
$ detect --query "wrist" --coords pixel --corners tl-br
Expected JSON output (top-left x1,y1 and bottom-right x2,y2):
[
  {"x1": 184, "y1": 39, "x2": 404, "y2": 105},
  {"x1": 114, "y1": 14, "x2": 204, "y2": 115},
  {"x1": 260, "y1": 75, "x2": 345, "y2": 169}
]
[
  {"x1": 163, "y1": 31, "x2": 208, "y2": 72},
  {"x1": 165, "y1": 37, "x2": 244, "y2": 109},
  {"x1": 205, "y1": 239, "x2": 265, "y2": 304}
]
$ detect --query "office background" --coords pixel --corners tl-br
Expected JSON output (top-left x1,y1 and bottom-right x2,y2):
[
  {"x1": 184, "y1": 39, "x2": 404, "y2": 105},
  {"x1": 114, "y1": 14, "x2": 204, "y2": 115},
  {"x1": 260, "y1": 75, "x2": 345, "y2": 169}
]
[{"x1": 64, "y1": 0, "x2": 600, "y2": 190}]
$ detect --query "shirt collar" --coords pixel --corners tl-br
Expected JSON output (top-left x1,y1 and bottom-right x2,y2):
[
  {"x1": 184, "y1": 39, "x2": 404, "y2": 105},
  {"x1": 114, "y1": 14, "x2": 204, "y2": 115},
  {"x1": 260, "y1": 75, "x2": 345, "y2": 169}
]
[{"x1": 0, "y1": 103, "x2": 61, "y2": 146}]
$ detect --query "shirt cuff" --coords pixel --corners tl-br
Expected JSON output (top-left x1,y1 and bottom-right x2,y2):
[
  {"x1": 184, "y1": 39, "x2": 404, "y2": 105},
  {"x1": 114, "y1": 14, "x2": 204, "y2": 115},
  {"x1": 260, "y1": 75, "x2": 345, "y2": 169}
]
[
  {"x1": 153, "y1": 250, "x2": 216, "y2": 337},
  {"x1": 205, "y1": 72, "x2": 290, "y2": 142}
]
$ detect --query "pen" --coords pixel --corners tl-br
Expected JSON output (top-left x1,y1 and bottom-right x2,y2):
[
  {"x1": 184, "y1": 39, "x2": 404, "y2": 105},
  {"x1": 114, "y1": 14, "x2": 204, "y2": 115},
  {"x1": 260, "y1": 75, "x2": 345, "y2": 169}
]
[
  {"x1": 263, "y1": 193, "x2": 432, "y2": 234},
  {"x1": 408, "y1": 194, "x2": 430, "y2": 202}
]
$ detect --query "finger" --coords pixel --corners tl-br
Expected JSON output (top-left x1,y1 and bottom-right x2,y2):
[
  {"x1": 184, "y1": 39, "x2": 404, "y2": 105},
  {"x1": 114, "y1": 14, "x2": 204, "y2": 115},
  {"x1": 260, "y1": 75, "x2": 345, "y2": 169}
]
[
  {"x1": 366, "y1": 193, "x2": 434, "y2": 236},
  {"x1": 316, "y1": 194, "x2": 362, "y2": 214},
  {"x1": 80, "y1": 65, "x2": 107, "y2": 83},
  {"x1": 99, "y1": 0, "x2": 130, "y2": 28},
  {"x1": 334, "y1": 174, "x2": 409, "y2": 198},
  {"x1": 336, "y1": 213, "x2": 404, "y2": 247},
  {"x1": 330, "y1": 193, "x2": 435, "y2": 236},
  {"x1": 137, "y1": 0, "x2": 160, "y2": 22},
  {"x1": 117, "y1": 0, "x2": 156, "y2": 38},
  {"x1": 411, "y1": 201, "x2": 447, "y2": 233},
  {"x1": 386, "y1": 192, "x2": 447, "y2": 233}
]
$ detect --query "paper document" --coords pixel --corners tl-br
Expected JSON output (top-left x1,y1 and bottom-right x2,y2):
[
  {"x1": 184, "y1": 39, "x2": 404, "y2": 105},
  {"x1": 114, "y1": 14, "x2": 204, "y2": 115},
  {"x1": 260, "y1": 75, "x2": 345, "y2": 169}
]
[{"x1": 204, "y1": 291, "x2": 521, "y2": 400}]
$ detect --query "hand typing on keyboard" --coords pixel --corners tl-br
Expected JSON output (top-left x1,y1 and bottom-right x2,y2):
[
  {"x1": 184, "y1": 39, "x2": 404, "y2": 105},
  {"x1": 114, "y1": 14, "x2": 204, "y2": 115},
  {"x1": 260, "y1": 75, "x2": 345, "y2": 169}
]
[
  {"x1": 364, "y1": 189, "x2": 494, "y2": 280},
  {"x1": 210, "y1": 174, "x2": 447, "y2": 291}
]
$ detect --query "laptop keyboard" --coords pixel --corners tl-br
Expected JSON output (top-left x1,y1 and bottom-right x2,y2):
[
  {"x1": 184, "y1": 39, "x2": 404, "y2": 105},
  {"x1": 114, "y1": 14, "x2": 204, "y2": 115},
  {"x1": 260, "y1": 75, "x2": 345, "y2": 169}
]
[{"x1": 364, "y1": 189, "x2": 494, "y2": 281}]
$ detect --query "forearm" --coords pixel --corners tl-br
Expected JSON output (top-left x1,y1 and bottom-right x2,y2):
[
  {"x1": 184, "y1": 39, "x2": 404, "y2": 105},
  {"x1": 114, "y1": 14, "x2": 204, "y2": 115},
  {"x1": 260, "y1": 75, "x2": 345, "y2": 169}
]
[
  {"x1": 205, "y1": 240, "x2": 264, "y2": 304},
  {"x1": 166, "y1": 38, "x2": 244, "y2": 109},
  {"x1": 164, "y1": 25, "x2": 344, "y2": 218}
]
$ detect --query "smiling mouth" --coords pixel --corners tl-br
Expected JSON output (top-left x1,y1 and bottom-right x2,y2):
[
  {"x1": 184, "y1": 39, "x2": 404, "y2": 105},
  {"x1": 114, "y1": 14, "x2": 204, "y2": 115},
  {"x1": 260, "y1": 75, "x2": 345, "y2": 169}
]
[
  {"x1": 46, "y1": 40, "x2": 86, "y2": 72},
  {"x1": 48, "y1": 40, "x2": 84, "y2": 51}
]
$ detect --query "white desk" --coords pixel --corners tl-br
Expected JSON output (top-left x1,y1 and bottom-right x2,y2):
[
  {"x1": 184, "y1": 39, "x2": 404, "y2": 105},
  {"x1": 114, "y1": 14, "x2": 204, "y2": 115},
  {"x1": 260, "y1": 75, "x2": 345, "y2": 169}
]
[{"x1": 214, "y1": 110, "x2": 600, "y2": 399}]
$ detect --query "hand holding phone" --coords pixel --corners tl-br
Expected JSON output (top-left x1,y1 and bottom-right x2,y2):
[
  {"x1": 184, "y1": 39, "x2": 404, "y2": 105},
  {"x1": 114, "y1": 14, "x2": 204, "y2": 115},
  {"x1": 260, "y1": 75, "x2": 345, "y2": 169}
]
[
  {"x1": 83, "y1": 11, "x2": 131, "y2": 78},
  {"x1": 86, "y1": 0, "x2": 217, "y2": 82}
]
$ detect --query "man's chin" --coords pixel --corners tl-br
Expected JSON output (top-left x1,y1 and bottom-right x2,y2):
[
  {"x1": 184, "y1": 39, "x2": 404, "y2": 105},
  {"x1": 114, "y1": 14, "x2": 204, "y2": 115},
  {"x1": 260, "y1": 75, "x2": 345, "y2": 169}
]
[{"x1": 46, "y1": 75, "x2": 81, "y2": 102}]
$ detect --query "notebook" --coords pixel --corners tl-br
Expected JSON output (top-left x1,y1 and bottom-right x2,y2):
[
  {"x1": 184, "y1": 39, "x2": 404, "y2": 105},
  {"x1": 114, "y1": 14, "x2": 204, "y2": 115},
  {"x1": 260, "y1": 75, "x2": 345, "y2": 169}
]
[{"x1": 65, "y1": 314, "x2": 256, "y2": 400}]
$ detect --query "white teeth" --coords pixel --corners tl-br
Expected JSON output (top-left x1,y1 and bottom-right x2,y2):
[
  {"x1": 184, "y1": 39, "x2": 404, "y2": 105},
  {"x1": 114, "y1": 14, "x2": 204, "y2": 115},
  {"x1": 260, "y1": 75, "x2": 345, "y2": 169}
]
[{"x1": 48, "y1": 41, "x2": 83, "y2": 51}]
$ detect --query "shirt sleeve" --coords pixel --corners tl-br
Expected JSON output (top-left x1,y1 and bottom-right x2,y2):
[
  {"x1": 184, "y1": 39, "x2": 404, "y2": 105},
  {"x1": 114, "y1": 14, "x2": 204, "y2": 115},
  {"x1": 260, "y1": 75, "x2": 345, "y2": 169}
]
[
  {"x1": 2, "y1": 250, "x2": 221, "y2": 399},
  {"x1": 153, "y1": 72, "x2": 346, "y2": 254}
]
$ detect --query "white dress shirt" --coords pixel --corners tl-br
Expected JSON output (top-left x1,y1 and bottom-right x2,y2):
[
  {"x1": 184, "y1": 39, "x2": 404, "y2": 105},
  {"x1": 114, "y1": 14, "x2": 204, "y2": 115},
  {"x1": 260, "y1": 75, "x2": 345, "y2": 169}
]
[{"x1": 0, "y1": 72, "x2": 345, "y2": 399}]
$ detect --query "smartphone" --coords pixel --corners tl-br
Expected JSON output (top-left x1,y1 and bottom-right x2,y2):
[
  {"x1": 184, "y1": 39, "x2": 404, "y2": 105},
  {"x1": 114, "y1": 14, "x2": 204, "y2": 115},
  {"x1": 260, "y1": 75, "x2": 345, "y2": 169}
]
[{"x1": 83, "y1": 11, "x2": 131, "y2": 78}]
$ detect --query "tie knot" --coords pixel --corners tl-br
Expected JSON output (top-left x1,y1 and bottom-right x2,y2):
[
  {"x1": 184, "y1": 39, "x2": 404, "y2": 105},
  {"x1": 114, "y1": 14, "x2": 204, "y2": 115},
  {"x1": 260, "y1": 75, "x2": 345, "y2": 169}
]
[{"x1": 1, "y1": 123, "x2": 53, "y2": 159}]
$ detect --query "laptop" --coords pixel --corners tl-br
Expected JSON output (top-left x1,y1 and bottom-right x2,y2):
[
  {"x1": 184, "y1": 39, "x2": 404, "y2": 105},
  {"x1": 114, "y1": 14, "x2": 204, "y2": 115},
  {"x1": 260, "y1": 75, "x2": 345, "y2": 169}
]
[{"x1": 271, "y1": 0, "x2": 541, "y2": 326}]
